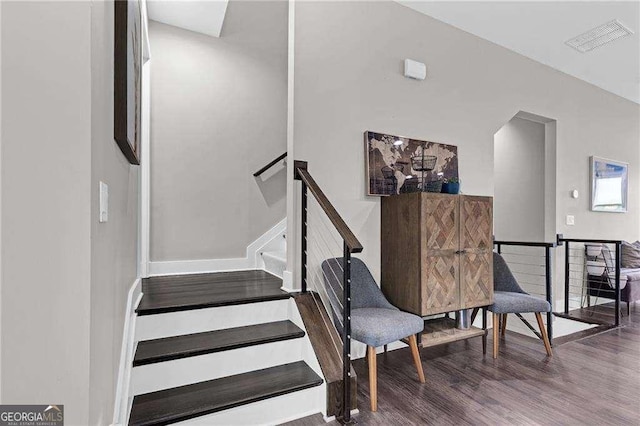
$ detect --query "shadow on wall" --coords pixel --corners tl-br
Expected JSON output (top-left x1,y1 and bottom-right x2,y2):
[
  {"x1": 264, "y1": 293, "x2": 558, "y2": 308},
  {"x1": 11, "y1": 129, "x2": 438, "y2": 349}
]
[{"x1": 255, "y1": 166, "x2": 287, "y2": 207}]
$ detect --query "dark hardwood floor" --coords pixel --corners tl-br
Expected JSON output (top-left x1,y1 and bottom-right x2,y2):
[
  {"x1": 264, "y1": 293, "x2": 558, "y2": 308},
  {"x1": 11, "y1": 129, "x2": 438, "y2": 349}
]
[
  {"x1": 285, "y1": 308, "x2": 640, "y2": 426},
  {"x1": 555, "y1": 301, "x2": 636, "y2": 326},
  {"x1": 137, "y1": 270, "x2": 289, "y2": 315}
]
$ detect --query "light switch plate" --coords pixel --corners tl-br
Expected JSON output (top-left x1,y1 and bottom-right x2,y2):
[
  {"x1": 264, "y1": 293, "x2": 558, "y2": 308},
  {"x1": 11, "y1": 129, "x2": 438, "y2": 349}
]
[
  {"x1": 566, "y1": 215, "x2": 575, "y2": 226},
  {"x1": 99, "y1": 181, "x2": 109, "y2": 223}
]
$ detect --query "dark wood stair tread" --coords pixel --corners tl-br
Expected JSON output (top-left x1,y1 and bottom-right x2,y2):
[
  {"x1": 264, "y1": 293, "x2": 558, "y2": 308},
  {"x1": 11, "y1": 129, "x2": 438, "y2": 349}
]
[
  {"x1": 128, "y1": 361, "x2": 323, "y2": 426},
  {"x1": 137, "y1": 270, "x2": 289, "y2": 315},
  {"x1": 133, "y1": 320, "x2": 305, "y2": 366}
]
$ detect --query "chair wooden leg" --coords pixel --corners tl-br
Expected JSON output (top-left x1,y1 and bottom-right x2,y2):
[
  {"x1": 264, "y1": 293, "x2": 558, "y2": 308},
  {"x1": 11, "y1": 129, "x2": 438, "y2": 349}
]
[
  {"x1": 535, "y1": 313, "x2": 553, "y2": 357},
  {"x1": 501, "y1": 314, "x2": 508, "y2": 337},
  {"x1": 408, "y1": 335, "x2": 425, "y2": 383},
  {"x1": 492, "y1": 313, "x2": 499, "y2": 359},
  {"x1": 367, "y1": 346, "x2": 378, "y2": 412}
]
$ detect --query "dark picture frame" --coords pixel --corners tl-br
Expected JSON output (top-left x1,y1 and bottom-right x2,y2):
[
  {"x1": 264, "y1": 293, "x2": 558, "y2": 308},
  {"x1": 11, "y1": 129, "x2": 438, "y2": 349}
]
[
  {"x1": 114, "y1": 0, "x2": 142, "y2": 165},
  {"x1": 364, "y1": 131, "x2": 459, "y2": 196}
]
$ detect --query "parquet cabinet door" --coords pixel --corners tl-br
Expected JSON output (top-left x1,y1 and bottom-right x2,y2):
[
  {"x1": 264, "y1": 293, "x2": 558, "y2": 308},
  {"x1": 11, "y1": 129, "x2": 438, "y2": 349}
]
[
  {"x1": 460, "y1": 251, "x2": 493, "y2": 308},
  {"x1": 423, "y1": 194, "x2": 459, "y2": 251},
  {"x1": 460, "y1": 196, "x2": 494, "y2": 308},
  {"x1": 422, "y1": 253, "x2": 459, "y2": 315},
  {"x1": 422, "y1": 195, "x2": 460, "y2": 315}
]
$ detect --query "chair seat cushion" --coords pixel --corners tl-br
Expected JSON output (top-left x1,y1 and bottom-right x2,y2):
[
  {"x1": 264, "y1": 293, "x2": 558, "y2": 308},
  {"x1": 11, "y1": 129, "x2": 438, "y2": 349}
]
[
  {"x1": 489, "y1": 291, "x2": 551, "y2": 314},
  {"x1": 351, "y1": 308, "x2": 424, "y2": 347}
]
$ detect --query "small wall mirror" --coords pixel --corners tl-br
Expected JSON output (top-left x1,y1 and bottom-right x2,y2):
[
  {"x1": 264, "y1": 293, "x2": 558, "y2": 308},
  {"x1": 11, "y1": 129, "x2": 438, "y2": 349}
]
[{"x1": 591, "y1": 156, "x2": 628, "y2": 213}]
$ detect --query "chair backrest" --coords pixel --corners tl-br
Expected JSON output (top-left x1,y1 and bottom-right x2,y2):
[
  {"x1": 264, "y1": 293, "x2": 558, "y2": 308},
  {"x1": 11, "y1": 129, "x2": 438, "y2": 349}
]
[
  {"x1": 321, "y1": 257, "x2": 396, "y2": 310},
  {"x1": 493, "y1": 252, "x2": 527, "y2": 294}
]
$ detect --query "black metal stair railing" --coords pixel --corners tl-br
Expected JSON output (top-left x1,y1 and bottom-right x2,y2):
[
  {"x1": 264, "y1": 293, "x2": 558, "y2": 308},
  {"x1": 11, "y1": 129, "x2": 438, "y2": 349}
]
[
  {"x1": 493, "y1": 239, "x2": 556, "y2": 344},
  {"x1": 294, "y1": 160, "x2": 362, "y2": 425},
  {"x1": 555, "y1": 235, "x2": 622, "y2": 328}
]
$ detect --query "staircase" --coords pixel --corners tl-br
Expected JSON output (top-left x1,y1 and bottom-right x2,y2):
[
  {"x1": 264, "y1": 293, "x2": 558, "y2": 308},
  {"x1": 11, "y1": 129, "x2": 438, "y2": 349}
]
[{"x1": 128, "y1": 270, "x2": 324, "y2": 425}]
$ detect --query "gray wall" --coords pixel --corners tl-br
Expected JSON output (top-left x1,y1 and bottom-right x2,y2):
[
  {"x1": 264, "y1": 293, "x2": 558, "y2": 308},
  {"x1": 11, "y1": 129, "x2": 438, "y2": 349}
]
[
  {"x1": 89, "y1": 1, "x2": 139, "y2": 424},
  {"x1": 494, "y1": 117, "x2": 546, "y2": 241},
  {"x1": 149, "y1": 0, "x2": 288, "y2": 262},
  {"x1": 1, "y1": 1, "x2": 139, "y2": 424},
  {"x1": 290, "y1": 1, "x2": 640, "y2": 292},
  {"x1": 1, "y1": 3, "x2": 92, "y2": 423}
]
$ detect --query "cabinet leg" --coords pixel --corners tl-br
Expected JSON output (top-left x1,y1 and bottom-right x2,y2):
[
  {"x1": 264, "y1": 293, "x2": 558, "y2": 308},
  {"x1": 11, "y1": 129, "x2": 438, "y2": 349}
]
[{"x1": 482, "y1": 308, "x2": 487, "y2": 355}]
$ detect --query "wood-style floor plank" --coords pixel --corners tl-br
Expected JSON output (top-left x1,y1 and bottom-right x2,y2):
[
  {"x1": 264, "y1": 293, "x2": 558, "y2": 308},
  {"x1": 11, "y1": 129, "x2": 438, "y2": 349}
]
[
  {"x1": 137, "y1": 270, "x2": 289, "y2": 315},
  {"x1": 133, "y1": 320, "x2": 305, "y2": 366},
  {"x1": 284, "y1": 307, "x2": 640, "y2": 426},
  {"x1": 129, "y1": 361, "x2": 323, "y2": 426}
]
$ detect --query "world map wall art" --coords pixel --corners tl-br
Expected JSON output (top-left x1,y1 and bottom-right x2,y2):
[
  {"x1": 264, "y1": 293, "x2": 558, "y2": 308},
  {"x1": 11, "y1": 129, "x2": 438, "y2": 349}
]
[{"x1": 364, "y1": 131, "x2": 459, "y2": 196}]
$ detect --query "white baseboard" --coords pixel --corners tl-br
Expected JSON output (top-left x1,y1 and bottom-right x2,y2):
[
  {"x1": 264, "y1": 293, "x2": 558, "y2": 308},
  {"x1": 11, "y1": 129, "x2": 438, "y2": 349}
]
[
  {"x1": 282, "y1": 270, "x2": 294, "y2": 292},
  {"x1": 148, "y1": 258, "x2": 253, "y2": 276},
  {"x1": 252, "y1": 219, "x2": 286, "y2": 269},
  {"x1": 148, "y1": 219, "x2": 286, "y2": 276},
  {"x1": 113, "y1": 278, "x2": 143, "y2": 426}
]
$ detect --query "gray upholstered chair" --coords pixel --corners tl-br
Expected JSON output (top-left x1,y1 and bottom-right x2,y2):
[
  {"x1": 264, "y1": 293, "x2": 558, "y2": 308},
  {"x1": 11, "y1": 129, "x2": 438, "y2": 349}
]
[
  {"x1": 322, "y1": 258, "x2": 425, "y2": 411},
  {"x1": 490, "y1": 253, "x2": 552, "y2": 358}
]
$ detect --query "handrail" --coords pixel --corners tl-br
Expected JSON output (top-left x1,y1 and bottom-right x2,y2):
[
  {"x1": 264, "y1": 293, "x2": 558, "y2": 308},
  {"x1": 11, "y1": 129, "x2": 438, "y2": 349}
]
[
  {"x1": 294, "y1": 160, "x2": 360, "y2": 424},
  {"x1": 557, "y1": 234, "x2": 623, "y2": 246},
  {"x1": 493, "y1": 239, "x2": 555, "y2": 344},
  {"x1": 494, "y1": 240, "x2": 556, "y2": 248},
  {"x1": 295, "y1": 164, "x2": 363, "y2": 254},
  {"x1": 253, "y1": 152, "x2": 287, "y2": 177}
]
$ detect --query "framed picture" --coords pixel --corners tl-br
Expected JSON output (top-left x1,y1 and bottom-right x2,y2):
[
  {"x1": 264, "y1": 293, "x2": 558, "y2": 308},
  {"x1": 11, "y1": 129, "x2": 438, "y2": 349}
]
[
  {"x1": 364, "y1": 131, "x2": 459, "y2": 196},
  {"x1": 591, "y1": 156, "x2": 628, "y2": 213},
  {"x1": 114, "y1": 0, "x2": 142, "y2": 165}
]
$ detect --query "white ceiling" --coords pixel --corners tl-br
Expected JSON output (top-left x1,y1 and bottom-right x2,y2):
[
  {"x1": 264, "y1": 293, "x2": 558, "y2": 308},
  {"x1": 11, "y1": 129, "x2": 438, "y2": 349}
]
[
  {"x1": 399, "y1": 1, "x2": 640, "y2": 104},
  {"x1": 147, "y1": 0, "x2": 229, "y2": 38}
]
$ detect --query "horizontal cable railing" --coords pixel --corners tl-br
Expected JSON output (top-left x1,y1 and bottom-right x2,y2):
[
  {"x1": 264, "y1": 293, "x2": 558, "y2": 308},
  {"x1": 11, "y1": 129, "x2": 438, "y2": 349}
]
[
  {"x1": 294, "y1": 160, "x2": 361, "y2": 424},
  {"x1": 494, "y1": 240, "x2": 556, "y2": 343},
  {"x1": 253, "y1": 152, "x2": 287, "y2": 177},
  {"x1": 556, "y1": 235, "x2": 622, "y2": 328}
]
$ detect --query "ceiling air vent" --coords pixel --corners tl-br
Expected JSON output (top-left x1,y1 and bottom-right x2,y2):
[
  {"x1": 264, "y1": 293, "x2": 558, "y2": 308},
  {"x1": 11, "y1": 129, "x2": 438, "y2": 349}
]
[{"x1": 565, "y1": 19, "x2": 634, "y2": 53}]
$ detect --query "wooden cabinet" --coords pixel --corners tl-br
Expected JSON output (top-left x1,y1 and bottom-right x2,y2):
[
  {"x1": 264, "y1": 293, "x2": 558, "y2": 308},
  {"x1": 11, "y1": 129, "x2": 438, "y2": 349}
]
[{"x1": 381, "y1": 192, "x2": 493, "y2": 317}]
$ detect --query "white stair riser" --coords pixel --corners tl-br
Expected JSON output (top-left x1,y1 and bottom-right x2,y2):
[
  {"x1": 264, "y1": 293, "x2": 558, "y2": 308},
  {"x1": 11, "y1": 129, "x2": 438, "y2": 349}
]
[
  {"x1": 135, "y1": 299, "x2": 289, "y2": 341},
  {"x1": 262, "y1": 251, "x2": 286, "y2": 279},
  {"x1": 173, "y1": 386, "x2": 323, "y2": 426},
  {"x1": 131, "y1": 339, "x2": 305, "y2": 395}
]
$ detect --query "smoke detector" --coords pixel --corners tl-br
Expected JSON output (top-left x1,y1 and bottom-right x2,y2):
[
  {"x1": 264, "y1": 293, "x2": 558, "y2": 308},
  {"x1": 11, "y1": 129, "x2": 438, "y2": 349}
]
[{"x1": 565, "y1": 20, "x2": 634, "y2": 53}]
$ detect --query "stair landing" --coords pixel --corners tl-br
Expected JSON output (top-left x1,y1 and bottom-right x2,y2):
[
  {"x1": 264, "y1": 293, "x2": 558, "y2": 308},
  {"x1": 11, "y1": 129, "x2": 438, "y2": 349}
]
[{"x1": 136, "y1": 270, "x2": 289, "y2": 315}]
